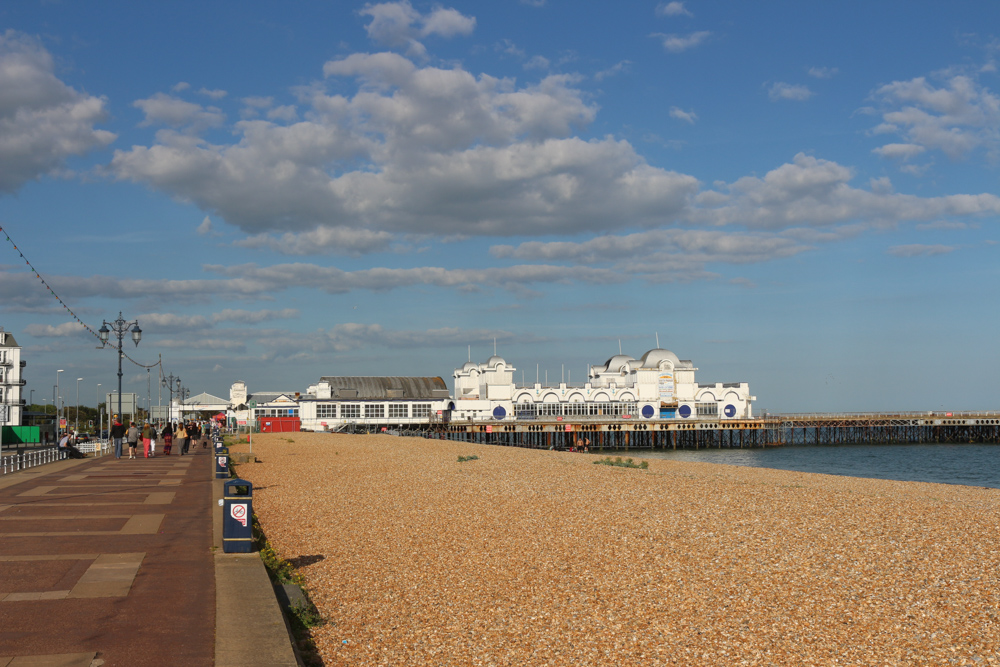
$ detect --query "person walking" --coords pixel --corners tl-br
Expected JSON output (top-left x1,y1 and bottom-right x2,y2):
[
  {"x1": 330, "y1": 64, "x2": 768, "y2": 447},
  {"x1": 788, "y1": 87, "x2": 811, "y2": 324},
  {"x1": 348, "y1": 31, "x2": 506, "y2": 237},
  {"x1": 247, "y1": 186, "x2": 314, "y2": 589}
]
[
  {"x1": 142, "y1": 422, "x2": 154, "y2": 458},
  {"x1": 175, "y1": 422, "x2": 188, "y2": 456},
  {"x1": 162, "y1": 422, "x2": 173, "y2": 455},
  {"x1": 126, "y1": 421, "x2": 140, "y2": 459},
  {"x1": 110, "y1": 418, "x2": 126, "y2": 459}
]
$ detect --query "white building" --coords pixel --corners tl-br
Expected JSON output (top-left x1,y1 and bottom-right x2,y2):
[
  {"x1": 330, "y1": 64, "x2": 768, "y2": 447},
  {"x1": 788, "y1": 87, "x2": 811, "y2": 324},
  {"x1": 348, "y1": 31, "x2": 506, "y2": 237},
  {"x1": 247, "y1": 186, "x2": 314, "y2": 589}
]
[
  {"x1": 0, "y1": 328, "x2": 24, "y2": 426},
  {"x1": 298, "y1": 376, "x2": 451, "y2": 431},
  {"x1": 454, "y1": 347, "x2": 755, "y2": 421}
]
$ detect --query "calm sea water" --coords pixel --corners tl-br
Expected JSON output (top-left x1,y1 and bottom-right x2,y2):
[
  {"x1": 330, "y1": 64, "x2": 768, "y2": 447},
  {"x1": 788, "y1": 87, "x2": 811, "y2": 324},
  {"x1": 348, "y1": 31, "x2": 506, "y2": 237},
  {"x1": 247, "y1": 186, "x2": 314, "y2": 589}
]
[{"x1": 631, "y1": 444, "x2": 1000, "y2": 489}]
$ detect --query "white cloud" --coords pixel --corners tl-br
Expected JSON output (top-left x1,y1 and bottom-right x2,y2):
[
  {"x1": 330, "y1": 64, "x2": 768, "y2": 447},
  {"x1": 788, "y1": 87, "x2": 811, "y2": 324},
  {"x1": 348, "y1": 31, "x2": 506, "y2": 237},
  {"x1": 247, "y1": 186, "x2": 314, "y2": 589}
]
[
  {"x1": 807, "y1": 67, "x2": 838, "y2": 79},
  {"x1": 197, "y1": 216, "x2": 214, "y2": 235},
  {"x1": 690, "y1": 153, "x2": 1000, "y2": 231},
  {"x1": 267, "y1": 105, "x2": 298, "y2": 122},
  {"x1": 0, "y1": 30, "x2": 116, "y2": 194},
  {"x1": 359, "y1": 1, "x2": 475, "y2": 58},
  {"x1": 669, "y1": 106, "x2": 697, "y2": 124},
  {"x1": 872, "y1": 143, "x2": 926, "y2": 160},
  {"x1": 198, "y1": 87, "x2": 227, "y2": 100},
  {"x1": 594, "y1": 60, "x2": 631, "y2": 82},
  {"x1": 114, "y1": 55, "x2": 709, "y2": 244},
  {"x1": 212, "y1": 308, "x2": 299, "y2": 324},
  {"x1": 887, "y1": 244, "x2": 956, "y2": 257},
  {"x1": 133, "y1": 93, "x2": 225, "y2": 131},
  {"x1": 23, "y1": 321, "x2": 89, "y2": 337},
  {"x1": 656, "y1": 2, "x2": 693, "y2": 17},
  {"x1": 871, "y1": 74, "x2": 1000, "y2": 161},
  {"x1": 767, "y1": 82, "x2": 814, "y2": 102},
  {"x1": 235, "y1": 228, "x2": 395, "y2": 255},
  {"x1": 653, "y1": 31, "x2": 711, "y2": 53}
]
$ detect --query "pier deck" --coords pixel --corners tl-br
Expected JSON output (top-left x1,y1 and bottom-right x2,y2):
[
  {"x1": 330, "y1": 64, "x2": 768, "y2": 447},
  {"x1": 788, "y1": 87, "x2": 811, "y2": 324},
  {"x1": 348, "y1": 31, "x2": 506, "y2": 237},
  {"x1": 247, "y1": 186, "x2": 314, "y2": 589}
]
[{"x1": 431, "y1": 411, "x2": 1000, "y2": 449}]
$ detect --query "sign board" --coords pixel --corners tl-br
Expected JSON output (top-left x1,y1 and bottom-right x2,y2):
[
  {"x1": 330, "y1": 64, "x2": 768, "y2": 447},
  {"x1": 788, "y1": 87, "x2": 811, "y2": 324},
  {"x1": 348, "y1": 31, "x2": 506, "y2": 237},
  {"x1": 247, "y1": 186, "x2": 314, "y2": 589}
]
[
  {"x1": 238, "y1": 420, "x2": 247, "y2": 426},
  {"x1": 486, "y1": 425, "x2": 493, "y2": 433},
  {"x1": 565, "y1": 425, "x2": 572, "y2": 432},
  {"x1": 107, "y1": 393, "x2": 138, "y2": 414}
]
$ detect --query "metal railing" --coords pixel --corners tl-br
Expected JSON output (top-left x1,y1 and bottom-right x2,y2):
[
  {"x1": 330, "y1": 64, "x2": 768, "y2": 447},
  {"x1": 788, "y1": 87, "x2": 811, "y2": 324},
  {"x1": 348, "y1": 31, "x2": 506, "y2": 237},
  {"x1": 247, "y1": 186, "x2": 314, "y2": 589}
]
[
  {"x1": 76, "y1": 439, "x2": 112, "y2": 456},
  {"x1": 1, "y1": 447, "x2": 67, "y2": 474}
]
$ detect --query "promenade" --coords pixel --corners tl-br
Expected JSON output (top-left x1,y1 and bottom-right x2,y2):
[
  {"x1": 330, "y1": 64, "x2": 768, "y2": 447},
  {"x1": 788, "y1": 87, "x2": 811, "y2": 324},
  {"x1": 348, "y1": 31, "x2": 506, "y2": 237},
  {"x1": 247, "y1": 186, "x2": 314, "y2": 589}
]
[{"x1": 0, "y1": 444, "x2": 296, "y2": 666}]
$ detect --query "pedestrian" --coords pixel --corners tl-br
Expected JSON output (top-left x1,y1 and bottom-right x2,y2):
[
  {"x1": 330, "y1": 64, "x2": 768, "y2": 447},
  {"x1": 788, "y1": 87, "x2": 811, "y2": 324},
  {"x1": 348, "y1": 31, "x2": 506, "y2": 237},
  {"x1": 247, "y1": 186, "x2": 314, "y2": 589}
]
[
  {"x1": 110, "y1": 418, "x2": 126, "y2": 459},
  {"x1": 175, "y1": 422, "x2": 188, "y2": 456},
  {"x1": 150, "y1": 424, "x2": 157, "y2": 457},
  {"x1": 162, "y1": 422, "x2": 173, "y2": 455},
  {"x1": 58, "y1": 431, "x2": 86, "y2": 459},
  {"x1": 142, "y1": 422, "x2": 154, "y2": 458},
  {"x1": 126, "y1": 421, "x2": 140, "y2": 459}
]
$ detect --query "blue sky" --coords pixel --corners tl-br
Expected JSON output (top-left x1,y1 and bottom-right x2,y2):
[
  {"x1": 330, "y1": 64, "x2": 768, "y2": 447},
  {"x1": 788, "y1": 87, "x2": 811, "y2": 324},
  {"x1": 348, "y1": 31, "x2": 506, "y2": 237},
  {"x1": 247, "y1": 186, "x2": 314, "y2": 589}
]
[{"x1": 1, "y1": 0, "x2": 998, "y2": 413}]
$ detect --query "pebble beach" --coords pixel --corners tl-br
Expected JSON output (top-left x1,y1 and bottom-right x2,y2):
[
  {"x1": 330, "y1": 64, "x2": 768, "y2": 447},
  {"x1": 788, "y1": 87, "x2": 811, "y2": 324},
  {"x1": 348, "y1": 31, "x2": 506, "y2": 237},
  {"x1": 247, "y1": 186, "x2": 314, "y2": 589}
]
[{"x1": 231, "y1": 433, "x2": 1000, "y2": 666}]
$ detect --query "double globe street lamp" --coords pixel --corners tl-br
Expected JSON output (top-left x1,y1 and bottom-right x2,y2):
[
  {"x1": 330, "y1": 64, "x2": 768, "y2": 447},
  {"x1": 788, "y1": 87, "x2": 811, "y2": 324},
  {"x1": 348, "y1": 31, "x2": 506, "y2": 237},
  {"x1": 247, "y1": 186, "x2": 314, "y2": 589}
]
[{"x1": 98, "y1": 312, "x2": 141, "y2": 425}]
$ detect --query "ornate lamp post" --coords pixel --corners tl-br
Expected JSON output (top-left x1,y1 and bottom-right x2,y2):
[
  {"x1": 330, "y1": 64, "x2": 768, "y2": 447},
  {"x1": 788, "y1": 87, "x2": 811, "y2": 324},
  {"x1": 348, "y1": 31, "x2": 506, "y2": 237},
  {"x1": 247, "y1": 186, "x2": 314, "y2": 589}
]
[
  {"x1": 161, "y1": 374, "x2": 179, "y2": 423},
  {"x1": 56, "y1": 369, "x2": 63, "y2": 433},
  {"x1": 75, "y1": 377, "x2": 82, "y2": 433},
  {"x1": 98, "y1": 312, "x2": 141, "y2": 425}
]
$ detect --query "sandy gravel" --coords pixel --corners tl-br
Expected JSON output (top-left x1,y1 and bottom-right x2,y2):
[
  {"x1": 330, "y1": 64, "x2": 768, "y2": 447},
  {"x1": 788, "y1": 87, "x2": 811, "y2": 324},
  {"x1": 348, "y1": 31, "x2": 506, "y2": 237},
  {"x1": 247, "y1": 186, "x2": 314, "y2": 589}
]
[{"x1": 231, "y1": 433, "x2": 1000, "y2": 666}]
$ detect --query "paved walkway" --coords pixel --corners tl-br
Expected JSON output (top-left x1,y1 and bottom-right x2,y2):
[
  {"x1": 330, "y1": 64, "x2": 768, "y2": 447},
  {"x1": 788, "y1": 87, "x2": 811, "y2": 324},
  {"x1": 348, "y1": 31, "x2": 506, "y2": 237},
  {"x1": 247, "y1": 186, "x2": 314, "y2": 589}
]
[{"x1": 0, "y1": 447, "x2": 218, "y2": 666}]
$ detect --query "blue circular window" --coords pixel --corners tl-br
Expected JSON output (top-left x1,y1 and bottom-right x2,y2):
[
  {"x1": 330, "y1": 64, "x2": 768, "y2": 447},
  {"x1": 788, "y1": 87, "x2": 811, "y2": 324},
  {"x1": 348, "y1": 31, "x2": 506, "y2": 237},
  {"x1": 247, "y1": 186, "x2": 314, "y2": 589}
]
[
  {"x1": 641, "y1": 405, "x2": 655, "y2": 418},
  {"x1": 678, "y1": 404, "x2": 691, "y2": 418},
  {"x1": 493, "y1": 406, "x2": 507, "y2": 419},
  {"x1": 724, "y1": 404, "x2": 736, "y2": 418}
]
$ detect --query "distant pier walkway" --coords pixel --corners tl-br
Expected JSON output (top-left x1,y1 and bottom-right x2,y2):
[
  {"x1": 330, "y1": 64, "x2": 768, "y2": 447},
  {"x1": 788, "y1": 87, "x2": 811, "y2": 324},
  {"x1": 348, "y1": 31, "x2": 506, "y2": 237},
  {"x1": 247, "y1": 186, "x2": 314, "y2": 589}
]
[{"x1": 433, "y1": 411, "x2": 1000, "y2": 449}]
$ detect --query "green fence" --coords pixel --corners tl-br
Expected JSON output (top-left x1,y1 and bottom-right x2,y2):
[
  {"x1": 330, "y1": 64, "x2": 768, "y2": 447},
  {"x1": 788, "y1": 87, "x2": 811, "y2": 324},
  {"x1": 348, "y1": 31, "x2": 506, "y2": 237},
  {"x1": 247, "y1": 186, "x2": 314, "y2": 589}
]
[{"x1": 2, "y1": 426, "x2": 40, "y2": 445}]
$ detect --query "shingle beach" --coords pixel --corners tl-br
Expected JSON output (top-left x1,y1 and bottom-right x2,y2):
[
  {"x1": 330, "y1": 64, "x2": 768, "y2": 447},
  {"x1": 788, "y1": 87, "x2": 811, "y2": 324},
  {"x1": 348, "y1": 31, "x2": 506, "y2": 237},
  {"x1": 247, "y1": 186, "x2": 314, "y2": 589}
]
[{"x1": 231, "y1": 433, "x2": 1000, "y2": 666}]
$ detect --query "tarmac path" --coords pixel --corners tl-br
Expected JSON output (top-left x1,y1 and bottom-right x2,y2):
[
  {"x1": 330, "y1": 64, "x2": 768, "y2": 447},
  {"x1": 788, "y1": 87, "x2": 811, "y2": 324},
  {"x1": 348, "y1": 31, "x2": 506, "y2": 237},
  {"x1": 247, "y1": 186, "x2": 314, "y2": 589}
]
[{"x1": 0, "y1": 448, "x2": 215, "y2": 667}]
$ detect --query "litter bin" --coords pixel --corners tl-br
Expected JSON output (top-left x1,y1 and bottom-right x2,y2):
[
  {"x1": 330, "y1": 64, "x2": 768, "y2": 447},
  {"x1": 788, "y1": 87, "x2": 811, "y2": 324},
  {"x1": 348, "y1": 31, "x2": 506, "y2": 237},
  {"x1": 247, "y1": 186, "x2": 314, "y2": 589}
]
[
  {"x1": 223, "y1": 478, "x2": 253, "y2": 553},
  {"x1": 214, "y1": 439, "x2": 225, "y2": 453},
  {"x1": 215, "y1": 447, "x2": 229, "y2": 479}
]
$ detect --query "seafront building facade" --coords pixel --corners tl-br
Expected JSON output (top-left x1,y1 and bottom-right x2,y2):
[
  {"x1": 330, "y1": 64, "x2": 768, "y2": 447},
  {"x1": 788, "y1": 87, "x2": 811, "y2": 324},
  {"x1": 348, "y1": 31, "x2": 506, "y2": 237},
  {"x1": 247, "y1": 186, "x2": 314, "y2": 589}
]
[
  {"x1": 0, "y1": 329, "x2": 24, "y2": 426},
  {"x1": 452, "y1": 348, "x2": 755, "y2": 424},
  {"x1": 275, "y1": 346, "x2": 754, "y2": 431}
]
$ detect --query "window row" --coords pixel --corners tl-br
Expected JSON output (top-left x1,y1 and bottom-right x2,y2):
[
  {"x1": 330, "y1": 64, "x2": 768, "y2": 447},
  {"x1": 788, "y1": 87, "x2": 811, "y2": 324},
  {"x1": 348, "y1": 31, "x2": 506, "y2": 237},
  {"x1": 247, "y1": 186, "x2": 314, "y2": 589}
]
[
  {"x1": 254, "y1": 408, "x2": 299, "y2": 417},
  {"x1": 314, "y1": 403, "x2": 433, "y2": 419},
  {"x1": 515, "y1": 402, "x2": 639, "y2": 418}
]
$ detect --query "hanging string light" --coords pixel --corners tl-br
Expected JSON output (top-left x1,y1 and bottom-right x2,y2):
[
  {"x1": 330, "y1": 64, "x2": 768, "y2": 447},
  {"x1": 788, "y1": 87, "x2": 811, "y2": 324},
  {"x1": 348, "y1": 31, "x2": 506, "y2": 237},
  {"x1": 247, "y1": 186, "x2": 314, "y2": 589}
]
[{"x1": 0, "y1": 223, "x2": 161, "y2": 371}]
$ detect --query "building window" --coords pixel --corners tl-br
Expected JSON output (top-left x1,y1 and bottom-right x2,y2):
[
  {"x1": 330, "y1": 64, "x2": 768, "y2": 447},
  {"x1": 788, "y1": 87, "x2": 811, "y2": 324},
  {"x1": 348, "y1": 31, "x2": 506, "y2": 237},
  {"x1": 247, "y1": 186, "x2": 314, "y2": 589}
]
[
  {"x1": 341, "y1": 404, "x2": 360, "y2": 418},
  {"x1": 365, "y1": 403, "x2": 385, "y2": 418},
  {"x1": 317, "y1": 403, "x2": 336, "y2": 419},
  {"x1": 412, "y1": 403, "x2": 431, "y2": 418},
  {"x1": 696, "y1": 403, "x2": 718, "y2": 417},
  {"x1": 388, "y1": 404, "x2": 408, "y2": 419}
]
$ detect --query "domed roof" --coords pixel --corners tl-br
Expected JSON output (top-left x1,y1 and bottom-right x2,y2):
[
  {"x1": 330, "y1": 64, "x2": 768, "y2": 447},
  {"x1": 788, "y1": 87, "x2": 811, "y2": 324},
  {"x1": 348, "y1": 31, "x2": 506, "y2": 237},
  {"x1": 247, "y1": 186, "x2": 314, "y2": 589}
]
[
  {"x1": 486, "y1": 355, "x2": 506, "y2": 367},
  {"x1": 640, "y1": 348, "x2": 681, "y2": 369},
  {"x1": 460, "y1": 361, "x2": 478, "y2": 372},
  {"x1": 601, "y1": 354, "x2": 636, "y2": 372}
]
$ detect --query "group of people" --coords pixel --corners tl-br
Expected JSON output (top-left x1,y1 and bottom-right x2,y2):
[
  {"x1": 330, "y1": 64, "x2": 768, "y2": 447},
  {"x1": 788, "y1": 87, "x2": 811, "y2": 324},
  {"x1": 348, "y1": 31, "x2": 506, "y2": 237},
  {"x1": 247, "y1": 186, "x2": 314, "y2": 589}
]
[{"x1": 108, "y1": 419, "x2": 213, "y2": 460}]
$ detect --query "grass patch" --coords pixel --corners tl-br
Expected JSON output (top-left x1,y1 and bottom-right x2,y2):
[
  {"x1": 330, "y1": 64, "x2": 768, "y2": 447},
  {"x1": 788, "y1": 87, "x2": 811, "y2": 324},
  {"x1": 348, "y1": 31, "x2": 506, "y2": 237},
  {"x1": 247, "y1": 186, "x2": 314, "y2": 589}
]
[
  {"x1": 252, "y1": 513, "x2": 325, "y2": 666},
  {"x1": 457, "y1": 454, "x2": 480, "y2": 462},
  {"x1": 593, "y1": 456, "x2": 648, "y2": 469}
]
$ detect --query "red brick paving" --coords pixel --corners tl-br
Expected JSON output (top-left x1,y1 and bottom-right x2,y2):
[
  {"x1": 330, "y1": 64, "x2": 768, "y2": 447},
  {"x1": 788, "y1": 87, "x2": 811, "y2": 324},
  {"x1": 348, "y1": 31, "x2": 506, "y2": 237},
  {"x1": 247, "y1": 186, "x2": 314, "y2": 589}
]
[{"x1": 0, "y1": 450, "x2": 215, "y2": 666}]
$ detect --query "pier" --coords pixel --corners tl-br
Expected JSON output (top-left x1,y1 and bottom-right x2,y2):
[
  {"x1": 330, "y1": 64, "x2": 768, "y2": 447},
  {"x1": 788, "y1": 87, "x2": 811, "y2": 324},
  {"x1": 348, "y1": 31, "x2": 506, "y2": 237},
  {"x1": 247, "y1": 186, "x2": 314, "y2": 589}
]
[{"x1": 430, "y1": 411, "x2": 1000, "y2": 449}]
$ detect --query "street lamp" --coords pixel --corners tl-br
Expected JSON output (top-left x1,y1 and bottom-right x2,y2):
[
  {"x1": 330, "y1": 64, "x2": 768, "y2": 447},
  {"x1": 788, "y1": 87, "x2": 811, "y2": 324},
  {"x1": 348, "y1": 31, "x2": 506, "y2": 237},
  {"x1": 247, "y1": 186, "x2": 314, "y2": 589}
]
[
  {"x1": 75, "y1": 377, "x2": 82, "y2": 433},
  {"x1": 96, "y1": 383, "x2": 102, "y2": 438},
  {"x1": 56, "y1": 369, "x2": 63, "y2": 433},
  {"x1": 161, "y1": 373, "x2": 179, "y2": 423},
  {"x1": 98, "y1": 312, "x2": 141, "y2": 425}
]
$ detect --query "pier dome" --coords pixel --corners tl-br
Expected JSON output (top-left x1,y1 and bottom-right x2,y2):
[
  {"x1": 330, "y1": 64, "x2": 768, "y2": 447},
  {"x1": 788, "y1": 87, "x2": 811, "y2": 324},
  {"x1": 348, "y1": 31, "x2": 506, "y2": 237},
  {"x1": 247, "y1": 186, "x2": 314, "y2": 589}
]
[
  {"x1": 486, "y1": 355, "x2": 507, "y2": 368},
  {"x1": 640, "y1": 348, "x2": 681, "y2": 369},
  {"x1": 601, "y1": 354, "x2": 636, "y2": 374}
]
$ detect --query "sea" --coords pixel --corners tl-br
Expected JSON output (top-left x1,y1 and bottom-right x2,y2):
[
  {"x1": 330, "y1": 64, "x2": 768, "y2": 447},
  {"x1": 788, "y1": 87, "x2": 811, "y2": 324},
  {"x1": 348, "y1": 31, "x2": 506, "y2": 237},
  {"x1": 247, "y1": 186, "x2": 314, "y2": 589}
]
[{"x1": 632, "y1": 443, "x2": 1000, "y2": 489}]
